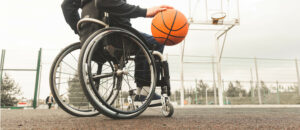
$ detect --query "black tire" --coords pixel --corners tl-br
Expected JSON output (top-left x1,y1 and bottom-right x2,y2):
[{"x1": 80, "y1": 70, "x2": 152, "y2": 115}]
[
  {"x1": 162, "y1": 102, "x2": 174, "y2": 117},
  {"x1": 49, "y1": 42, "x2": 100, "y2": 117},
  {"x1": 78, "y1": 27, "x2": 157, "y2": 119}
]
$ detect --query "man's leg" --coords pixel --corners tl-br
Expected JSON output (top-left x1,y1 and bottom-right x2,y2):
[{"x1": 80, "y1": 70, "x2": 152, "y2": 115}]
[
  {"x1": 134, "y1": 32, "x2": 164, "y2": 85},
  {"x1": 139, "y1": 32, "x2": 164, "y2": 53},
  {"x1": 134, "y1": 32, "x2": 164, "y2": 105}
]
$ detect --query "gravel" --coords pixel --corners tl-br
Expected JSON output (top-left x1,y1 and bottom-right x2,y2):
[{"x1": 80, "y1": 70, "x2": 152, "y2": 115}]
[{"x1": 1, "y1": 107, "x2": 300, "y2": 129}]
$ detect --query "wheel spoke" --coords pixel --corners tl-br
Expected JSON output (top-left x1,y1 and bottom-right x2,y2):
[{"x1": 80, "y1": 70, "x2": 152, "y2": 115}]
[
  {"x1": 124, "y1": 75, "x2": 133, "y2": 90},
  {"x1": 61, "y1": 60, "x2": 77, "y2": 71},
  {"x1": 93, "y1": 73, "x2": 114, "y2": 79},
  {"x1": 101, "y1": 83, "x2": 114, "y2": 98},
  {"x1": 70, "y1": 52, "x2": 78, "y2": 63}
]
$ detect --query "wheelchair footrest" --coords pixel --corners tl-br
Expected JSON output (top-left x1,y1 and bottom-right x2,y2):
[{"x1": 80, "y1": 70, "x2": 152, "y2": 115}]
[{"x1": 148, "y1": 103, "x2": 162, "y2": 107}]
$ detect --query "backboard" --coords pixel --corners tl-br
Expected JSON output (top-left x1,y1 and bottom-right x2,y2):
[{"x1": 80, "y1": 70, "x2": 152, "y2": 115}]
[{"x1": 188, "y1": 0, "x2": 240, "y2": 25}]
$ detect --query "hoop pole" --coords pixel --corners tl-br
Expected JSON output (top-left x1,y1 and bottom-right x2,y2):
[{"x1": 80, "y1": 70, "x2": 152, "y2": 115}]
[
  {"x1": 215, "y1": 36, "x2": 223, "y2": 106},
  {"x1": 205, "y1": 0, "x2": 208, "y2": 20},
  {"x1": 237, "y1": 0, "x2": 240, "y2": 23},
  {"x1": 217, "y1": 25, "x2": 234, "y2": 39},
  {"x1": 214, "y1": 25, "x2": 233, "y2": 106},
  {"x1": 295, "y1": 58, "x2": 300, "y2": 96},
  {"x1": 218, "y1": 32, "x2": 228, "y2": 62},
  {"x1": 33, "y1": 48, "x2": 42, "y2": 109},
  {"x1": 212, "y1": 56, "x2": 217, "y2": 104},
  {"x1": 180, "y1": 40, "x2": 186, "y2": 106},
  {"x1": 0, "y1": 49, "x2": 6, "y2": 88},
  {"x1": 220, "y1": 0, "x2": 223, "y2": 12},
  {"x1": 254, "y1": 57, "x2": 262, "y2": 104},
  {"x1": 188, "y1": 0, "x2": 192, "y2": 20}
]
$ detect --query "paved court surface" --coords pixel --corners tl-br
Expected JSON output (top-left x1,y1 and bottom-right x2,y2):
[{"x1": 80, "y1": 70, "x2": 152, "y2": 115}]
[{"x1": 1, "y1": 107, "x2": 300, "y2": 129}]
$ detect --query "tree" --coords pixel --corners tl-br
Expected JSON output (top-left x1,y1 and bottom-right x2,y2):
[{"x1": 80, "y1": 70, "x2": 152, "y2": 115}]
[
  {"x1": 235, "y1": 81, "x2": 246, "y2": 97},
  {"x1": 1, "y1": 73, "x2": 21, "y2": 107},
  {"x1": 196, "y1": 80, "x2": 217, "y2": 97},
  {"x1": 226, "y1": 82, "x2": 238, "y2": 97},
  {"x1": 226, "y1": 81, "x2": 246, "y2": 97},
  {"x1": 196, "y1": 80, "x2": 208, "y2": 99},
  {"x1": 260, "y1": 81, "x2": 269, "y2": 95},
  {"x1": 248, "y1": 81, "x2": 270, "y2": 97}
]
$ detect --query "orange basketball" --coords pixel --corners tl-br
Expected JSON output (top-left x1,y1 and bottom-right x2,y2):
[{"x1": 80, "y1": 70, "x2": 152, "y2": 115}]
[{"x1": 151, "y1": 9, "x2": 189, "y2": 46}]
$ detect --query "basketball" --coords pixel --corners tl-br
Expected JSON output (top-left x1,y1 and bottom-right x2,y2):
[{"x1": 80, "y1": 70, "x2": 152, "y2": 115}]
[{"x1": 151, "y1": 9, "x2": 189, "y2": 46}]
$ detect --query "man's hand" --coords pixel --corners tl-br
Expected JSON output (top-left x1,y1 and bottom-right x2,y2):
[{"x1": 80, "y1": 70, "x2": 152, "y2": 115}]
[{"x1": 146, "y1": 5, "x2": 174, "y2": 17}]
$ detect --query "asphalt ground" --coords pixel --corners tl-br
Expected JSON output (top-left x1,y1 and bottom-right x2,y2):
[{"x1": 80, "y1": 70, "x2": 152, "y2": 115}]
[{"x1": 1, "y1": 107, "x2": 300, "y2": 130}]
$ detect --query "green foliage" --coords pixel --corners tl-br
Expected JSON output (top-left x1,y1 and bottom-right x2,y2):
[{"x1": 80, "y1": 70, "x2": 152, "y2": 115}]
[
  {"x1": 196, "y1": 80, "x2": 217, "y2": 97},
  {"x1": 1, "y1": 73, "x2": 21, "y2": 107},
  {"x1": 226, "y1": 81, "x2": 247, "y2": 97},
  {"x1": 248, "y1": 81, "x2": 270, "y2": 97}
]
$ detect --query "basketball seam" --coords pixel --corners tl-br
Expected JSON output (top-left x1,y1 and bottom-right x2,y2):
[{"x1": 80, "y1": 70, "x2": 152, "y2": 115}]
[
  {"x1": 172, "y1": 22, "x2": 188, "y2": 31},
  {"x1": 161, "y1": 12, "x2": 171, "y2": 30},
  {"x1": 151, "y1": 23, "x2": 185, "y2": 38},
  {"x1": 163, "y1": 10, "x2": 178, "y2": 45},
  {"x1": 161, "y1": 11, "x2": 188, "y2": 31},
  {"x1": 153, "y1": 37, "x2": 176, "y2": 45}
]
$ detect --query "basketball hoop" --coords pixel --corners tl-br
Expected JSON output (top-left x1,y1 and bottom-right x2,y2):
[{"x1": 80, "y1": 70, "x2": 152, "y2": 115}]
[{"x1": 211, "y1": 12, "x2": 226, "y2": 25}]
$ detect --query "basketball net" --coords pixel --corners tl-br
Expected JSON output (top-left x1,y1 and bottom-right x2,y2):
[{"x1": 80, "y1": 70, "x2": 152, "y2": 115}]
[{"x1": 211, "y1": 12, "x2": 226, "y2": 25}]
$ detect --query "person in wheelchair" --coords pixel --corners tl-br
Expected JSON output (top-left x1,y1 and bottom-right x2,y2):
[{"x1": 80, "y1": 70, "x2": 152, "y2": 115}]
[{"x1": 61, "y1": 0, "x2": 173, "y2": 106}]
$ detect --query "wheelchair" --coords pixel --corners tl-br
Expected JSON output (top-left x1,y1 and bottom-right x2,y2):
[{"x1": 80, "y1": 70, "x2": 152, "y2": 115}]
[
  {"x1": 50, "y1": 13, "x2": 174, "y2": 118},
  {"x1": 77, "y1": 16, "x2": 174, "y2": 119}
]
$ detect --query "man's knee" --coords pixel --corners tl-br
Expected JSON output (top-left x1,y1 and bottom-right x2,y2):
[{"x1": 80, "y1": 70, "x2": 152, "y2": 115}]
[{"x1": 139, "y1": 32, "x2": 164, "y2": 52}]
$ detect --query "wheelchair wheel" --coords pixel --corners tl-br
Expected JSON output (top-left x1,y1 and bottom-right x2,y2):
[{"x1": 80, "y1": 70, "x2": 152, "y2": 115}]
[
  {"x1": 78, "y1": 27, "x2": 157, "y2": 119},
  {"x1": 49, "y1": 42, "x2": 99, "y2": 117},
  {"x1": 162, "y1": 102, "x2": 174, "y2": 117}
]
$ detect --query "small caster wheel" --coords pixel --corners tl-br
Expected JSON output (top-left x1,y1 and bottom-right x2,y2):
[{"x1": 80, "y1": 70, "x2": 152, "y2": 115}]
[{"x1": 162, "y1": 102, "x2": 174, "y2": 117}]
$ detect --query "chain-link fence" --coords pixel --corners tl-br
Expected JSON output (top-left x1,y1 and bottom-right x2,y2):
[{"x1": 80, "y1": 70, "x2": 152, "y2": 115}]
[
  {"x1": 1, "y1": 49, "x2": 300, "y2": 108},
  {"x1": 166, "y1": 55, "x2": 300, "y2": 105}
]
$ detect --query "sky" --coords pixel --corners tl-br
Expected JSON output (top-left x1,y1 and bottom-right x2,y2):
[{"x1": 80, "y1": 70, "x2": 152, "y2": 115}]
[{"x1": 0, "y1": 0, "x2": 300, "y2": 99}]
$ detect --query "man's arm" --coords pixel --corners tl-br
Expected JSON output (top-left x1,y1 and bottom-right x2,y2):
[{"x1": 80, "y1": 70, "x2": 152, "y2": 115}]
[
  {"x1": 61, "y1": 0, "x2": 81, "y2": 34},
  {"x1": 96, "y1": 0, "x2": 174, "y2": 18},
  {"x1": 95, "y1": 0, "x2": 147, "y2": 18}
]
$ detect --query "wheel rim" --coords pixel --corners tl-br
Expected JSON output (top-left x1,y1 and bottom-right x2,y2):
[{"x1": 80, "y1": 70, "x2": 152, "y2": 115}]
[
  {"x1": 51, "y1": 43, "x2": 98, "y2": 115},
  {"x1": 81, "y1": 30, "x2": 157, "y2": 115},
  {"x1": 162, "y1": 105, "x2": 171, "y2": 116}
]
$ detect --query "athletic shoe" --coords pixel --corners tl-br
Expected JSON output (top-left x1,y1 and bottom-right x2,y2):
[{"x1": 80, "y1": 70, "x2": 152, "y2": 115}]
[{"x1": 134, "y1": 87, "x2": 162, "y2": 107}]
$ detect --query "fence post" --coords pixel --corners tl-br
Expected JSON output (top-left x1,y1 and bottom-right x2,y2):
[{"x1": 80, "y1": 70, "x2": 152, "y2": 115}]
[
  {"x1": 33, "y1": 48, "x2": 42, "y2": 109},
  {"x1": 195, "y1": 79, "x2": 198, "y2": 104},
  {"x1": 276, "y1": 81, "x2": 280, "y2": 104},
  {"x1": 0, "y1": 50, "x2": 6, "y2": 87},
  {"x1": 205, "y1": 87, "x2": 208, "y2": 105},
  {"x1": 254, "y1": 57, "x2": 262, "y2": 104},
  {"x1": 295, "y1": 58, "x2": 300, "y2": 96},
  {"x1": 250, "y1": 68, "x2": 255, "y2": 98}
]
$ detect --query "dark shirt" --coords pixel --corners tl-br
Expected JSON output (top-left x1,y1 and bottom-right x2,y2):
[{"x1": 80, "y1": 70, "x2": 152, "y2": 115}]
[
  {"x1": 61, "y1": 0, "x2": 81, "y2": 34},
  {"x1": 61, "y1": 0, "x2": 147, "y2": 34}
]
